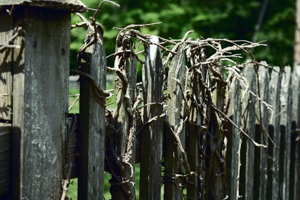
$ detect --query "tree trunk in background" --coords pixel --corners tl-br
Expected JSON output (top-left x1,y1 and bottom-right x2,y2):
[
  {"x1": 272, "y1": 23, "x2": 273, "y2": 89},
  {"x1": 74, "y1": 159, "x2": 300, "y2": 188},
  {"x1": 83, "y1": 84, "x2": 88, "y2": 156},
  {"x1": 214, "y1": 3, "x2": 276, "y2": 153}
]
[{"x1": 294, "y1": 0, "x2": 300, "y2": 66}]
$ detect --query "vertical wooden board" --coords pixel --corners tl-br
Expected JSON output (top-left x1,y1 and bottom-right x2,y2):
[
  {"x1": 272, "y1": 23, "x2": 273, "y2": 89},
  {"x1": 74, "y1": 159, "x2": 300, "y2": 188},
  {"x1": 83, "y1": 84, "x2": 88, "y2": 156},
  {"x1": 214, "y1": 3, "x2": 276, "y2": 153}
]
[
  {"x1": 268, "y1": 67, "x2": 281, "y2": 200},
  {"x1": 0, "y1": 11, "x2": 13, "y2": 121},
  {"x1": 110, "y1": 32, "x2": 137, "y2": 200},
  {"x1": 280, "y1": 66, "x2": 292, "y2": 200},
  {"x1": 210, "y1": 65, "x2": 226, "y2": 200},
  {"x1": 78, "y1": 27, "x2": 106, "y2": 200},
  {"x1": 291, "y1": 65, "x2": 300, "y2": 200},
  {"x1": 241, "y1": 63, "x2": 256, "y2": 200},
  {"x1": 0, "y1": 126, "x2": 11, "y2": 195},
  {"x1": 164, "y1": 46, "x2": 186, "y2": 200},
  {"x1": 140, "y1": 36, "x2": 163, "y2": 200},
  {"x1": 226, "y1": 77, "x2": 241, "y2": 200},
  {"x1": 12, "y1": 8, "x2": 70, "y2": 199},
  {"x1": 187, "y1": 70, "x2": 201, "y2": 199},
  {"x1": 256, "y1": 62, "x2": 270, "y2": 200}
]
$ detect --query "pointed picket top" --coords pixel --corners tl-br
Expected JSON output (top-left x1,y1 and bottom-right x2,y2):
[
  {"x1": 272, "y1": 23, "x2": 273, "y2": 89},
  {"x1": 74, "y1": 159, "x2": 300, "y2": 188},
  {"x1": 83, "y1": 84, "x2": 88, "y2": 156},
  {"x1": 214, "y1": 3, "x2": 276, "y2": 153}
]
[{"x1": 0, "y1": 0, "x2": 87, "y2": 12}]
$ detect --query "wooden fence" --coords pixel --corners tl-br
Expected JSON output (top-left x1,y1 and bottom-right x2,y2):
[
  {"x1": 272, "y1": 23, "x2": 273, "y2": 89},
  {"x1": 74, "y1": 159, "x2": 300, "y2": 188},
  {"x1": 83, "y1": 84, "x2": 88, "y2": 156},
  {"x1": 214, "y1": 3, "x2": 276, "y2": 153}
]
[{"x1": 1, "y1": 1, "x2": 300, "y2": 200}]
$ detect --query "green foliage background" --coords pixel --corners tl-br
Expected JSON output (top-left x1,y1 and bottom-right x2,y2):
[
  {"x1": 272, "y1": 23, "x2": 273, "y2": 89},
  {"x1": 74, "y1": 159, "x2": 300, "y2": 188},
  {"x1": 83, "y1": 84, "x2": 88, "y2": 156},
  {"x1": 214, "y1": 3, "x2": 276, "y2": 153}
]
[{"x1": 70, "y1": 0, "x2": 295, "y2": 70}]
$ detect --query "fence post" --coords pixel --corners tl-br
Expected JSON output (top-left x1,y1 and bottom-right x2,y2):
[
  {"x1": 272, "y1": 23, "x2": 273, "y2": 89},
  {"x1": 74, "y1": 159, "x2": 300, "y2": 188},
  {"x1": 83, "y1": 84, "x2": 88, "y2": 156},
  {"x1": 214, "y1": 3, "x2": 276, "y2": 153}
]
[
  {"x1": 164, "y1": 46, "x2": 186, "y2": 200},
  {"x1": 226, "y1": 76, "x2": 241, "y2": 200},
  {"x1": 280, "y1": 66, "x2": 292, "y2": 200},
  {"x1": 78, "y1": 25, "x2": 107, "y2": 199},
  {"x1": 240, "y1": 63, "x2": 256, "y2": 200},
  {"x1": 291, "y1": 66, "x2": 300, "y2": 200},
  {"x1": 110, "y1": 31, "x2": 137, "y2": 199},
  {"x1": 6, "y1": 5, "x2": 83, "y2": 199},
  {"x1": 256, "y1": 62, "x2": 270, "y2": 200},
  {"x1": 268, "y1": 66, "x2": 281, "y2": 200},
  {"x1": 0, "y1": 11, "x2": 12, "y2": 122}
]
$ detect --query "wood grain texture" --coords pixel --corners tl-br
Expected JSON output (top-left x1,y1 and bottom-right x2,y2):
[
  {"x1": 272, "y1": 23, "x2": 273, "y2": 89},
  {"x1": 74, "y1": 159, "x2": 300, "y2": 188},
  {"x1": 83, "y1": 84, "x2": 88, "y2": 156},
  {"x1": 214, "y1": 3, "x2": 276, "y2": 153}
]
[
  {"x1": 187, "y1": 65, "x2": 201, "y2": 199},
  {"x1": 140, "y1": 36, "x2": 163, "y2": 200},
  {"x1": 0, "y1": 12, "x2": 13, "y2": 121},
  {"x1": 78, "y1": 26, "x2": 106, "y2": 200},
  {"x1": 280, "y1": 66, "x2": 292, "y2": 200},
  {"x1": 241, "y1": 63, "x2": 256, "y2": 200},
  {"x1": 110, "y1": 32, "x2": 137, "y2": 200},
  {"x1": 226, "y1": 77, "x2": 241, "y2": 200},
  {"x1": 257, "y1": 62, "x2": 270, "y2": 200},
  {"x1": 11, "y1": 8, "x2": 70, "y2": 199},
  {"x1": 164, "y1": 46, "x2": 186, "y2": 200},
  {"x1": 210, "y1": 65, "x2": 226, "y2": 200},
  {"x1": 268, "y1": 66, "x2": 281, "y2": 200}
]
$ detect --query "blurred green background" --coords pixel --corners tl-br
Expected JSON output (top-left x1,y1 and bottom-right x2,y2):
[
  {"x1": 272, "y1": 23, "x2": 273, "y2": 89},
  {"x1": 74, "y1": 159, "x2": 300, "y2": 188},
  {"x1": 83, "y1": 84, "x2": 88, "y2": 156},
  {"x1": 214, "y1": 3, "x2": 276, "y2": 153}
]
[
  {"x1": 71, "y1": 0, "x2": 295, "y2": 71},
  {"x1": 68, "y1": 0, "x2": 296, "y2": 199}
]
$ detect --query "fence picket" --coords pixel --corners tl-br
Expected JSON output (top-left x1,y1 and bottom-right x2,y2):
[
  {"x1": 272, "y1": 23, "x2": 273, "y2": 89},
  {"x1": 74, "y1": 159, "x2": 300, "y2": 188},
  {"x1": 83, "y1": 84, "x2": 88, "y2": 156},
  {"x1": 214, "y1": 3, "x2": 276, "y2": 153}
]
[
  {"x1": 164, "y1": 46, "x2": 186, "y2": 200},
  {"x1": 110, "y1": 32, "x2": 137, "y2": 200},
  {"x1": 268, "y1": 66, "x2": 281, "y2": 200},
  {"x1": 78, "y1": 26, "x2": 106, "y2": 199},
  {"x1": 291, "y1": 66, "x2": 300, "y2": 200},
  {"x1": 257, "y1": 62, "x2": 270, "y2": 200},
  {"x1": 280, "y1": 66, "x2": 292, "y2": 200},
  {"x1": 226, "y1": 76, "x2": 241, "y2": 200},
  {"x1": 241, "y1": 63, "x2": 257, "y2": 200},
  {"x1": 210, "y1": 65, "x2": 226, "y2": 199},
  {"x1": 140, "y1": 36, "x2": 164, "y2": 200},
  {"x1": 187, "y1": 64, "x2": 201, "y2": 199}
]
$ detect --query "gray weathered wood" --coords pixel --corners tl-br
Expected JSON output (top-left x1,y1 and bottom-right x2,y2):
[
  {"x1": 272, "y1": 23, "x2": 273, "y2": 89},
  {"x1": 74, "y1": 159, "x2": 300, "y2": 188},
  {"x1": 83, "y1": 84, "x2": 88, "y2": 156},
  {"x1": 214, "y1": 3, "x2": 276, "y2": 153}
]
[
  {"x1": 280, "y1": 66, "x2": 292, "y2": 200},
  {"x1": 78, "y1": 26, "x2": 106, "y2": 200},
  {"x1": 164, "y1": 46, "x2": 186, "y2": 200},
  {"x1": 187, "y1": 59, "x2": 201, "y2": 200},
  {"x1": 0, "y1": 11, "x2": 13, "y2": 121},
  {"x1": 241, "y1": 63, "x2": 256, "y2": 200},
  {"x1": 0, "y1": 0, "x2": 87, "y2": 12},
  {"x1": 210, "y1": 65, "x2": 226, "y2": 200},
  {"x1": 257, "y1": 62, "x2": 270, "y2": 200},
  {"x1": 226, "y1": 77, "x2": 241, "y2": 200},
  {"x1": 110, "y1": 31, "x2": 137, "y2": 200},
  {"x1": 11, "y1": 7, "x2": 69, "y2": 199},
  {"x1": 268, "y1": 66, "x2": 281, "y2": 200},
  {"x1": 292, "y1": 65, "x2": 300, "y2": 200},
  {"x1": 0, "y1": 126, "x2": 11, "y2": 195},
  {"x1": 140, "y1": 36, "x2": 163, "y2": 200}
]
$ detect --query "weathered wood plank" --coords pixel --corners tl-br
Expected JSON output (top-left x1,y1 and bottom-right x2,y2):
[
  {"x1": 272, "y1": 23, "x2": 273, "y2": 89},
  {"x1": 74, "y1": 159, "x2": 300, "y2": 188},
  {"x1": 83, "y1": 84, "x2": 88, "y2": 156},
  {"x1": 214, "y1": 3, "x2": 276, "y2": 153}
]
[
  {"x1": 11, "y1": 7, "x2": 70, "y2": 199},
  {"x1": 187, "y1": 57, "x2": 201, "y2": 200},
  {"x1": 291, "y1": 66, "x2": 300, "y2": 200},
  {"x1": 210, "y1": 65, "x2": 226, "y2": 200},
  {"x1": 0, "y1": 126, "x2": 11, "y2": 195},
  {"x1": 0, "y1": 11, "x2": 13, "y2": 121},
  {"x1": 110, "y1": 31, "x2": 137, "y2": 200},
  {"x1": 268, "y1": 66, "x2": 281, "y2": 200},
  {"x1": 78, "y1": 26, "x2": 106, "y2": 200},
  {"x1": 164, "y1": 46, "x2": 186, "y2": 200},
  {"x1": 280, "y1": 66, "x2": 292, "y2": 200},
  {"x1": 241, "y1": 63, "x2": 257, "y2": 200},
  {"x1": 140, "y1": 36, "x2": 163, "y2": 200},
  {"x1": 226, "y1": 76, "x2": 241, "y2": 200},
  {"x1": 257, "y1": 62, "x2": 270, "y2": 200}
]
